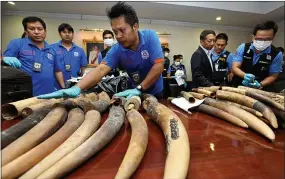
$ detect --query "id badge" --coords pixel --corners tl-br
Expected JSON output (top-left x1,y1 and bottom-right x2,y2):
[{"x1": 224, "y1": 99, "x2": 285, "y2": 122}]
[
  {"x1": 65, "y1": 64, "x2": 71, "y2": 71},
  {"x1": 33, "y1": 62, "x2": 42, "y2": 72}
]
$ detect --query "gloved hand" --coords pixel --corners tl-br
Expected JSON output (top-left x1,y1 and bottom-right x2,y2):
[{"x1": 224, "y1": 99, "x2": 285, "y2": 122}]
[
  {"x1": 242, "y1": 80, "x2": 250, "y2": 87},
  {"x1": 3, "y1": 57, "x2": 21, "y2": 68},
  {"x1": 184, "y1": 82, "x2": 187, "y2": 88},
  {"x1": 248, "y1": 80, "x2": 261, "y2": 89},
  {"x1": 37, "y1": 86, "x2": 81, "y2": 99},
  {"x1": 244, "y1": 73, "x2": 255, "y2": 82},
  {"x1": 115, "y1": 88, "x2": 141, "y2": 99}
]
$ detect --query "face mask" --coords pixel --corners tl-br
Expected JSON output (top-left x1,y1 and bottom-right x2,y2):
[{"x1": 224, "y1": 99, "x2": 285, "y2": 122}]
[
  {"x1": 175, "y1": 62, "x2": 181, "y2": 66},
  {"x1": 164, "y1": 52, "x2": 169, "y2": 57},
  {"x1": 104, "y1": 39, "x2": 114, "y2": 47},
  {"x1": 253, "y1": 40, "x2": 272, "y2": 51}
]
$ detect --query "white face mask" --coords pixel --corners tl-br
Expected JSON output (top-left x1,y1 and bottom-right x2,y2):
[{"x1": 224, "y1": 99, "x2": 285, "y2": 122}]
[
  {"x1": 253, "y1": 40, "x2": 272, "y2": 51},
  {"x1": 104, "y1": 39, "x2": 114, "y2": 47},
  {"x1": 164, "y1": 52, "x2": 169, "y2": 57},
  {"x1": 175, "y1": 62, "x2": 181, "y2": 66}
]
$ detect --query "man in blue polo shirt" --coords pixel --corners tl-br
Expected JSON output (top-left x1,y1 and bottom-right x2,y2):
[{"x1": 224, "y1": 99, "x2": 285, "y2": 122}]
[
  {"x1": 51, "y1": 23, "x2": 87, "y2": 89},
  {"x1": 211, "y1": 33, "x2": 234, "y2": 85},
  {"x1": 232, "y1": 21, "x2": 283, "y2": 90},
  {"x1": 38, "y1": 2, "x2": 164, "y2": 100},
  {"x1": 3, "y1": 16, "x2": 64, "y2": 96}
]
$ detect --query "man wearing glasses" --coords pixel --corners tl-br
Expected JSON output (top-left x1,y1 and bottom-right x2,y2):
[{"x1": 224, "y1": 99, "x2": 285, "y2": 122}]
[
  {"x1": 231, "y1": 21, "x2": 283, "y2": 90},
  {"x1": 191, "y1": 29, "x2": 216, "y2": 87}
]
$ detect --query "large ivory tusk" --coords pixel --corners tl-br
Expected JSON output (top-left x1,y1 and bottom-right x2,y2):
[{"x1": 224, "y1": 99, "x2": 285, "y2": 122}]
[
  {"x1": 216, "y1": 90, "x2": 278, "y2": 128},
  {"x1": 238, "y1": 86, "x2": 284, "y2": 105},
  {"x1": 204, "y1": 98, "x2": 275, "y2": 140},
  {"x1": 1, "y1": 107, "x2": 67, "y2": 166},
  {"x1": 143, "y1": 97, "x2": 190, "y2": 179},
  {"x1": 36, "y1": 105, "x2": 125, "y2": 179},
  {"x1": 181, "y1": 91, "x2": 195, "y2": 103},
  {"x1": 19, "y1": 110, "x2": 101, "y2": 179},
  {"x1": 2, "y1": 97, "x2": 48, "y2": 120},
  {"x1": 245, "y1": 91, "x2": 285, "y2": 111},
  {"x1": 188, "y1": 92, "x2": 206, "y2": 99},
  {"x1": 220, "y1": 100, "x2": 263, "y2": 118},
  {"x1": 21, "y1": 99, "x2": 64, "y2": 118},
  {"x1": 199, "y1": 86, "x2": 221, "y2": 92},
  {"x1": 2, "y1": 108, "x2": 85, "y2": 179},
  {"x1": 196, "y1": 104, "x2": 248, "y2": 128},
  {"x1": 115, "y1": 109, "x2": 148, "y2": 179},
  {"x1": 1, "y1": 109, "x2": 50, "y2": 150},
  {"x1": 192, "y1": 88, "x2": 215, "y2": 97}
]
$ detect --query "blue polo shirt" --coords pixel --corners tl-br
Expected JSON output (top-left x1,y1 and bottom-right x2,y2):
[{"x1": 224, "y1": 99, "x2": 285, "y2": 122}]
[
  {"x1": 3, "y1": 37, "x2": 62, "y2": 96},
  {"x1": 233, "y1": 43, "x2": 283, "y2": 74},
  {"x1": 101, "y1": 30, "x2": 164, "y2": 95},
  {"x1": 211, "y1": 49, "x2": 234, "y2": 71},
  {"x1": 51, "y1": 41, "x2": 87, "y2": 89}
]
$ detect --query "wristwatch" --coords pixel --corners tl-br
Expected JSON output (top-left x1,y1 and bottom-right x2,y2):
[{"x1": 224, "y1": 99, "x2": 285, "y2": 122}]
[{"x1": 136, "y1": 84, "x2": 143, "y2": 91}]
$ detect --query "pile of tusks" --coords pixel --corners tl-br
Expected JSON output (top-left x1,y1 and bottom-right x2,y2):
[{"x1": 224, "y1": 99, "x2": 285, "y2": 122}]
[
  {"x1": 1, "y1": 92, "x2": 191, "y2": 179},
  {"x1": 179, "y1": 86, "x2": 284, "y2": 141}
]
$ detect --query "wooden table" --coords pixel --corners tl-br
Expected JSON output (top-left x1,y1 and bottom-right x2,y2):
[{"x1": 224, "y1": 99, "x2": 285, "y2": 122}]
[{"x1": 2, "y1": 100, "x2": 284, "y2": 179}]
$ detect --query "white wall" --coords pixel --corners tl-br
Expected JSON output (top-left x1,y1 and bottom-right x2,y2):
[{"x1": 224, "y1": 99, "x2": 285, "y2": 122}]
[
  {"x1": 273, "y1": 21, "x2": 284, "y2": 48},
  {"x1": 2, "y1": 15, "x2": 253, "y2": 80}
]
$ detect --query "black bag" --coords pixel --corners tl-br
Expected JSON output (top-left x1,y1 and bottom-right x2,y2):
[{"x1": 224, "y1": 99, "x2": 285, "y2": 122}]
[
  {"x1": 87, "y1": 75, "x2": 129, "y2": 97},
  {"x1": 1, "y1": 65, "x2": 33, "y2": 104}
]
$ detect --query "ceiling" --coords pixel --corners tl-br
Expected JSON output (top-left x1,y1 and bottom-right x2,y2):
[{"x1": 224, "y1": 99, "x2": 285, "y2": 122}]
[{"x1": 2, "y1": 1, "x2": 284, "y2": 28}]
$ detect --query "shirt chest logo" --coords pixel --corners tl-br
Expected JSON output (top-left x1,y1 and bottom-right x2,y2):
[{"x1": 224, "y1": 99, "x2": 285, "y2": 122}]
[
  {"x1": 47, "y1": 53, "x2": 53, "y2": 60},
  {"x1": 141, "y1": 50, "x2": 149, "y2": 60},
  {"x1": 74, "y1": 52, "x2": 79, "y2": 57}
]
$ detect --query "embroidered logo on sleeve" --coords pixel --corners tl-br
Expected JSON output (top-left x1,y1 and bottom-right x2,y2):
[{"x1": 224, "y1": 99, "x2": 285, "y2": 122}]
[{"x1": 141, "y1": 50, "x2": 149, "y2": 59}]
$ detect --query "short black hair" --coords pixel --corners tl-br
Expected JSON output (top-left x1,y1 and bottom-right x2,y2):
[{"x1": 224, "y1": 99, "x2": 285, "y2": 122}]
[
  {"x1": 58, "y1": 23, "x2": 74, "y2": 33},
  {"x1": 277, "y1": 47, "x2": 284, "y2": 53},
  {"x1": 200, "y1": 30, "x2": 216, "y2": 41},
  {"x1": 106, "y1": 2, "x2": 139, "y2": 27},
  {"x1": 102, "y1": 30, "x2": 114, "y2": 39},
  {"x1": 21, "y1": 32, "x2": 26, "y2": 38},
  {"x1": 173, "y1": 55, "x2": 180, "y2": 61},
  {"x1": 22, "y1": 16, "x2": 46, "y2": 31},
  {"x1": 253, "y1": 21, "x2": 278, "y2": 36},
  {"x1": 177, "y1": 54, "x2": 183, "y2": 59},
  {"x1": 216, "y1": 33, "x2": 228, "y2": 43},
  {"x1": 163, "y1": 48, "x2": 170, "y2": 53}
]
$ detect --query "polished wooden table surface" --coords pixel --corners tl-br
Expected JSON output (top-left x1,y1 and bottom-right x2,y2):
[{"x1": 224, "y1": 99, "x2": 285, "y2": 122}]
[{"x1": 2, "y1": 100, "x2": 284, "y2": 179}]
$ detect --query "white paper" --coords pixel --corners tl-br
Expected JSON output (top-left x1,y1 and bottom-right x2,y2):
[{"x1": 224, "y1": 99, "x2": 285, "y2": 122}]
[
  {"x1": 171, "y1": 97, "x2": 205, "y2": 114},
  {"x1": 175, "y1": 76, "x2": 185, "y2": 86}
]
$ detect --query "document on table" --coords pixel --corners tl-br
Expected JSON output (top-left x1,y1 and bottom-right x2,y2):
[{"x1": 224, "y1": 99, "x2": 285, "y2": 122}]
[{"x1": 171, "y1": 97, "x2": 204, "y2": 114}]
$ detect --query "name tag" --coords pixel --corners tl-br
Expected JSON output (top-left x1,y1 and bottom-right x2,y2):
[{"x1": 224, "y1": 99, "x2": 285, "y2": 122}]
[
  {"x1": 33, "y1": 62, "x2": 42, "y2": 72},
  {"x1": 65, "y1": 64, "x2": 71, "y2": 71}
]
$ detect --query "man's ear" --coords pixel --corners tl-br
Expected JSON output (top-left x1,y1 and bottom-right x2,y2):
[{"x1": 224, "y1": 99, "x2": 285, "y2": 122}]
[
  {"x1": 133, "y1": 23, "x2": 139, "y2": 32},
  {"x1": 251, "y1": 35, "x2": 255, "y2": 42}
]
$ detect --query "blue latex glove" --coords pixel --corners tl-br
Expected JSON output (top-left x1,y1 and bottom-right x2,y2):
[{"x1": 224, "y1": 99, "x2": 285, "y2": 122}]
[
  {"x1": 115, "y1": 88, "x2": 141, "y2": 99},
  {"x1": 242, "y1": 80, "x2": 250, "y2": 87},
  {"x1": 248, "y1": 80, "x2": 261, "y2": 89},
  {"x1": 3, "y1": 57, "x2": 21, "y2": 68},
  {"x1": 244, "y1": 73, "x2": 255, "y2": 82},
  {"x1": 37, "y1": 86, "x2": 81, "y2": 99}
]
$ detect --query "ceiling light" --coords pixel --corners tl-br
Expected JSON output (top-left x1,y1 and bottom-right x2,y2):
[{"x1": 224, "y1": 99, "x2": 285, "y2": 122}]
[
  {"x1": 156, "y1": 32, "x2": 171, "y2": 36},
  {"x1": 79, "y1": 28, "x2": 104, "y2": 32},
  {"x1": 216, "y1": 17, "x2": 222, "y2": 21},
  {"x1": 8, "y1": 1, "x2": 15, "y2": 5}
]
